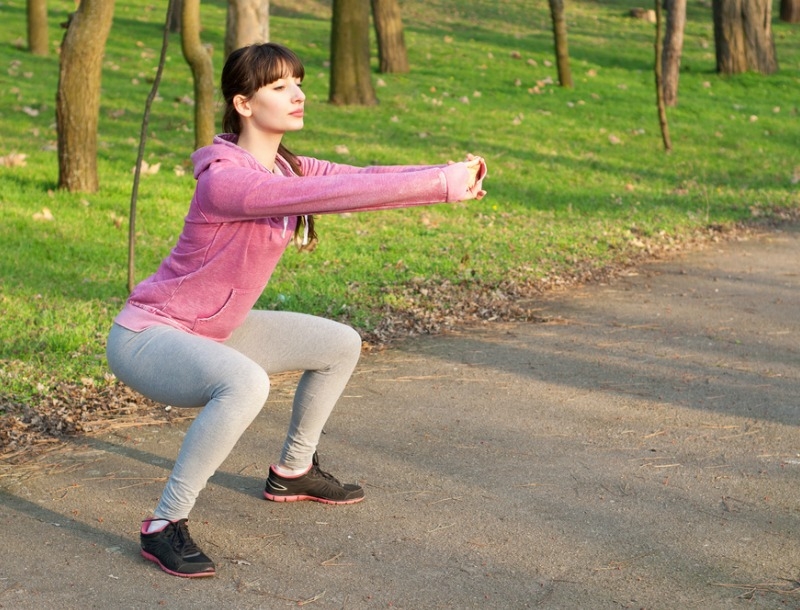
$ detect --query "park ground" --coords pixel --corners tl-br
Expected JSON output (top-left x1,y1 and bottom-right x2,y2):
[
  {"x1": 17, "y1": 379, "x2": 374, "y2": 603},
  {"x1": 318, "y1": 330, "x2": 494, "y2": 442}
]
[{"x1": 1, "y1": 224, "x2": 799, "y2": 609}]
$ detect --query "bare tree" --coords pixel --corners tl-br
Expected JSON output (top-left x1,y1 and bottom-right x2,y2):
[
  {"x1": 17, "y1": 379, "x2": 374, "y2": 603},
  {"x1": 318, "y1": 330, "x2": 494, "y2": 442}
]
[
  {"x1": 181, "y1": 0, "x2": 216, "y2": 148},
  {"x1": 27, "y1": 0, "x2": 49, "y2": 56},
  {"x1": 330, "y1": 0, "x2": 377, "y2": 105},
  {"x1": 780, "y1": 0, "x2": 800, "y2": 22},
  {"x1": 712, "y1": 0, "x2": 778, "y2": 74},
  {"x1": 661, "y1": 0, "x2": 686, "y2": 107},
  {"x1": 371, "y1": 0, "x2": 408, "y2": 73},
  {"x1": 56, "y1": 1, "x2": 116, "y2": 192},
  {"x1": 548, "y1": 0, "x2": 573, "y2": 88},
  {"x1": 225, "y1": 0, "x2": 270, "y2": 59}
]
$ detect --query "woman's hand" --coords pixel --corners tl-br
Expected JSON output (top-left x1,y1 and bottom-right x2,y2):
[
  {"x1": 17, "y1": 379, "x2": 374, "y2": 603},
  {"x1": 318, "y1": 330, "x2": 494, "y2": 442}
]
[
  {"x1": 445, "y1": 154, "x2": 488, "y2": 201},
  {"x1": 464, "y1": 154, "x2": 487, "y2": 200},
  {"x1": 465, "y1": 156, "x2": 482, "y2": 188}
]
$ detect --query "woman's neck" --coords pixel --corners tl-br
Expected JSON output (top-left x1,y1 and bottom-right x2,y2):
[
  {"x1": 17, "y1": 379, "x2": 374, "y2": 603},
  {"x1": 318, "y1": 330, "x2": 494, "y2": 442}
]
[{"x1": 236, "y1": 131, "x2": 282, "y2": 172}]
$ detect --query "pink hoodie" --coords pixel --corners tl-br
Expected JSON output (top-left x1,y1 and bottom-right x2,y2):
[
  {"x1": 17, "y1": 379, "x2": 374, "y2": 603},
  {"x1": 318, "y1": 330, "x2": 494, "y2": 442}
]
[{"x1": 114, "y1": 134, "x2": 486, "y2": 342}]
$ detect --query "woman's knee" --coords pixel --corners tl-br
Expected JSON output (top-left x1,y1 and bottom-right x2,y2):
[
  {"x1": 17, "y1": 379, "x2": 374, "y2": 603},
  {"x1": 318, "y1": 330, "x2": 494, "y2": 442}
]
[
  {"x1": 228, "y1": 361, "x2": 271, "y2": 405},
  {"x1": 343, "y1": 325, "x2": 363, "y2": 362}
]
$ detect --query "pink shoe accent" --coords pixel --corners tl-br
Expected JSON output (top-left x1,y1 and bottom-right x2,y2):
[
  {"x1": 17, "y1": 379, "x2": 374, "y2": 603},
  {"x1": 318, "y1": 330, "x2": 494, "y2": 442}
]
[
  {"x1": 140, "y1": 550, "x2": 216, "y2": 578},
  {"x1": 262, "y1": 489, "x2": 365, "y2": 505}
]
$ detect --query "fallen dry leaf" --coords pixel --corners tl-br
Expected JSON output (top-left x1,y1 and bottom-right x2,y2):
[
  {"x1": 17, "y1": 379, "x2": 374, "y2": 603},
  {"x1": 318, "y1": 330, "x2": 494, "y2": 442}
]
[
  {"x1": 133, "y1": 160, "x2": 161, "y2": 175},
  {"x1": 0, "y1": 152, "x2": 27, "y2": 167},
  {"x1": 33, "y1": 207, "x2": 54, "y2": 221}
]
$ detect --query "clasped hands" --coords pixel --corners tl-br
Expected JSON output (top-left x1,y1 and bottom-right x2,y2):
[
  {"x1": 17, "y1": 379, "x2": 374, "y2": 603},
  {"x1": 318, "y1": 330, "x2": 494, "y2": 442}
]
[{"x1": 451, "y1": 153, "x2": 488, "y2": 200}]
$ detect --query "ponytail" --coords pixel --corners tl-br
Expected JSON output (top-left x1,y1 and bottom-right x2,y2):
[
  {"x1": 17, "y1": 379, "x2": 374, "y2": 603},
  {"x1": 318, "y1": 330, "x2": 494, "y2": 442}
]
[{"x1": 279, "y1": 143, "x2": 318, "y2": 251}]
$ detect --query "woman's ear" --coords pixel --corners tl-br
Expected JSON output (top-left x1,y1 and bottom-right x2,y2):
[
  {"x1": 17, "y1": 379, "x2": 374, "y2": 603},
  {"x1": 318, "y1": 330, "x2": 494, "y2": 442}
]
[{"x1": 232, "y1": 94, "x2": 252, "y2": 118}]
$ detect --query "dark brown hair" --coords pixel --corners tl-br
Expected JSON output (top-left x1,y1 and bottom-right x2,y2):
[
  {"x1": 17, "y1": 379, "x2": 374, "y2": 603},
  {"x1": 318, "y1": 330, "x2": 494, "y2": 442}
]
[{"x1": 221, "y1": 43, "x2": 317, "y2": 250}]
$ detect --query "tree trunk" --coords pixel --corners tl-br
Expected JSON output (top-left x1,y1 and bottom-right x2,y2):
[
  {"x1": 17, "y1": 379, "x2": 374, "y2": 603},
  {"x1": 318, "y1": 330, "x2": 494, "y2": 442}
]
[
  {"x1": 371, "y1": 0, "x2": 408, "y2": 73},
  {"x1": 56, "y1": 1, "x2": 115, "y2": 192},
  {"x1": 548, "y1": 0, "x2": 573, "y2": 88},
  {"x1": 225, "y1": 0, "x2": 270, "y2": 60},
  {"x1": 713, "y1": 0, "x2": 778, "y2": 74},
  {"x1": 780, "y1": 0, "x2": 800, "y2": 22},
  {"x1": 181, "y1": 0, "x2": 216, "y2": 148},
  {"x1": 27, "y1": 0, "x2": 49, "y2": 56},
  {"x1": 661, "y1": 0, "x2": 686, "y2": 106},
  {"x1": 330, "y1": 0, "x2": 377, "y2": 105}
]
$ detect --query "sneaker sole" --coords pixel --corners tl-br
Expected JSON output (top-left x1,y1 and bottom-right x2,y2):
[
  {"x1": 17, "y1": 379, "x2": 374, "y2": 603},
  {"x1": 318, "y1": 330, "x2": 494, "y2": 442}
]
[
  {"x1": 141, "y1": 550, "x2": 216, "y2": 578},
  {"x1": 263, "y1": 490, "x2": 365, "y2": 505}
]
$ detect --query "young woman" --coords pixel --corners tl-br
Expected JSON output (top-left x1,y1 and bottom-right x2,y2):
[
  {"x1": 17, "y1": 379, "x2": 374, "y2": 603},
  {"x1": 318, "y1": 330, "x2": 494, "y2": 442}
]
[{"x1": 106, "y1": 42, "x2": 487, "y2": 578}]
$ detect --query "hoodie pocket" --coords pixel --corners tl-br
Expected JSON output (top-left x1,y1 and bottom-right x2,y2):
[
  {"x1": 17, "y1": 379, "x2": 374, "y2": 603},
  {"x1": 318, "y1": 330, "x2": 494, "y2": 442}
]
[{"x1": 192, "y1": 287, "x2": 263, "y2": 341}]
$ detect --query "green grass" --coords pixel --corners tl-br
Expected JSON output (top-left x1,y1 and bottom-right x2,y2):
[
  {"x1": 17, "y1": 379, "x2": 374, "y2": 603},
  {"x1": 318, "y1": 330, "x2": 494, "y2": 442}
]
[{"x1": 0, "y1": 0, "x2": 798, "y2": 402}]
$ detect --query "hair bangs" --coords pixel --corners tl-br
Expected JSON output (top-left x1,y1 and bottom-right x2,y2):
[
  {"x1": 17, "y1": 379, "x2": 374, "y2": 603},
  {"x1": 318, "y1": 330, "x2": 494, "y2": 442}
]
[{"x1": 252, "y1": 44, "x2": 305, "y2": 88}]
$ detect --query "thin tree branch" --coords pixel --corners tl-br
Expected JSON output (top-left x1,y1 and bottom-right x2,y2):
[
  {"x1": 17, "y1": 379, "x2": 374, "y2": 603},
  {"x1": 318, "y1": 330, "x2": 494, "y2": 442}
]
[
  {"x1": 128, "y1": 0, "x2": 177, "y2": 292},
  {"x1": 654, "y1": 0, "x2": 672, "y2": 152}
]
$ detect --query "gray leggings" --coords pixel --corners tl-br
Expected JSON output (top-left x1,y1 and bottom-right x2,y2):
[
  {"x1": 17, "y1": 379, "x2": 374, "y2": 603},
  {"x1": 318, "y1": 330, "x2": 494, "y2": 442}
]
[{"x1": 105, "y1": 311, "x2": 362, "y2": 521}]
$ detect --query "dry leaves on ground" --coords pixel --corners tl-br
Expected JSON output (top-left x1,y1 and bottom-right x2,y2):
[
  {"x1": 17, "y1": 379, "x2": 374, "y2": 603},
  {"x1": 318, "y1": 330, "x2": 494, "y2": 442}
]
[{"x1": 0, "y1": 380, "x2": 166, "y2": 465}]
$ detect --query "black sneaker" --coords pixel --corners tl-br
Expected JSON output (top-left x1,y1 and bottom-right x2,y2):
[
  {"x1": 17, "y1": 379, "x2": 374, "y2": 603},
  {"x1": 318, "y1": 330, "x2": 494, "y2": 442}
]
[
  {"x1": 264, "y1": 452, "x2": 365, "y2": 505},
  {"x1": 140, "y1": 518, "x2": 216, "y2": 578}
]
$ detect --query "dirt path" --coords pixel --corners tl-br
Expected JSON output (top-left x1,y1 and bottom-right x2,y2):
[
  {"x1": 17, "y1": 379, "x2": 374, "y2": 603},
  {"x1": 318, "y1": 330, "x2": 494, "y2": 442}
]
[{"x1": 1, "y1": 226, "x2": 798, "y2": 609}]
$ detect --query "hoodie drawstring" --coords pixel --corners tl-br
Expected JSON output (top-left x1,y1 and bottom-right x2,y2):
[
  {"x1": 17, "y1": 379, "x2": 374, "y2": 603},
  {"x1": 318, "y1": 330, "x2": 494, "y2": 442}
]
[{"x1": 281, "y1": 215, "x2": 310, "y2": 245}]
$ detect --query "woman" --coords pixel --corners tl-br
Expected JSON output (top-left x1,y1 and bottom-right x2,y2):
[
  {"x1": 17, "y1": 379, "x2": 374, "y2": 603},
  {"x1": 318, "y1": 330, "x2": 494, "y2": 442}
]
[{"x1": 106, "y1": 42, "x2": 487, "y2": 578}]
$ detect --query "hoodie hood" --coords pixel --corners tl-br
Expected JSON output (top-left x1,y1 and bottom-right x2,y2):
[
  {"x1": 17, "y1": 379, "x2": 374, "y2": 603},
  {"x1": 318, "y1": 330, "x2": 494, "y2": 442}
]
[{"x1": 191, "y1": 134, "x2": 263, "y2": 179}]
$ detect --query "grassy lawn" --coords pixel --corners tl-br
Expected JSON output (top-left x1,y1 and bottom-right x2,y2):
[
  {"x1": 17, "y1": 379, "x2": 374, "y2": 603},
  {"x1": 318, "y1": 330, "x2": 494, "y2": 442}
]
[{"x1": 0, "y1": 0, "x2": 798, "y2": 406}]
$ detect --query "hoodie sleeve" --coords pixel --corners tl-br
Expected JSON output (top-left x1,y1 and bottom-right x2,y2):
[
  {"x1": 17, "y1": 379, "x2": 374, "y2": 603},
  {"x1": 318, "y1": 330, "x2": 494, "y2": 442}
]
[
  {"x1": 191, "y1": 148, "x2": 477, "y2": 223},
  {"x1": 299, "y1": 156, "x2": 487, "y2": 183},
  {"x1": 298, "y1": 156, "x2": 439, "y2": 177}
]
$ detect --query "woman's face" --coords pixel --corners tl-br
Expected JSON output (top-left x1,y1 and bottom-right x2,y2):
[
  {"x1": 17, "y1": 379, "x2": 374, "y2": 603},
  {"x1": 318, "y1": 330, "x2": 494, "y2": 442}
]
[{"x1": 236, "y1": 72, "x2": 305, "y2": 137}]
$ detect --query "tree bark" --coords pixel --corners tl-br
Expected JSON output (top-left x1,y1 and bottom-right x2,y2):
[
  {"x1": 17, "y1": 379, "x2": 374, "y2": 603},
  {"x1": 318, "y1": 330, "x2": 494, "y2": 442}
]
[
  {"x1": 225, "y1": 0, "x2": 270, "y2": 60},
  {"x1": 548, "y1": 0, "x2": 573, "y2": 88},
  {"x1": 181, "y1": 0, "x2": 216, "y2": 148},
  {"x1": 27, "y1": 0, "x2": 49, "y2": 56},
  {"x1": 56, "y1": 0, "x2": 115, "y2": 192},
  {"x1": 713, "y1": 0, "x2": 778, "y2": 74},
  {"x1": 661, "y1": 0, "x2": 686, "y2": 106},
  {"x1": 371, "y1": 0, "x2": 409, "y2": 73},
  {"x1": 330, "y1": 0, "x2": 377, "y2": 105},
  {"x1": 780, "y1": 0, "x2": 800, "y2": 22}
]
